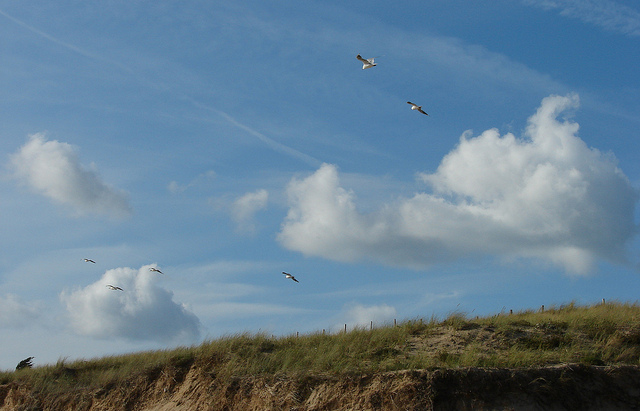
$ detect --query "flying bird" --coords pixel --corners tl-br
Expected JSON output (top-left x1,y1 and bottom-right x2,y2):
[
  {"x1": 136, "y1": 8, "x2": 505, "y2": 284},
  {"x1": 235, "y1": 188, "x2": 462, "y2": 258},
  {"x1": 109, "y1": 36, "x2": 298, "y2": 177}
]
[
  {"x1": 282, "y1": 271, "x2": 299, "y2": 283},
  {"x1": 356, "y1": 54, "x2": 377, "y2": 69},
  {"x1": 83, "y1": 258, "x2": 96, "y2": 263},
  {"x1": 407, "y1": 101, "x2": 428, "y2": 116},
  {"x1": 106, "y1": 284, "x2": 123, "y2": 291},
  {"x1": 149, "y1": 267, "x2": 163, "y2": 274}
]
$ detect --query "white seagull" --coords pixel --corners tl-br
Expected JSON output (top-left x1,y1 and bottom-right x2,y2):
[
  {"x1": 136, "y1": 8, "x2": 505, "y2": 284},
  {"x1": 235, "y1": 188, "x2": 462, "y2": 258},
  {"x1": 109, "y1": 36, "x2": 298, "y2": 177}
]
[
  {"x1": 282, "y1": 271, "x2": 299, "y2": 283},
  {"x1": 149, "y1": 267, "x2": 163, "y2": 274},
  {"x1": 407, "y1": 102, "x2": 428, "y2": 116},
  {"x1": 356, "y1": 54, "x2": 377, "y2": 69},
  {"x1": 83, "y1": 258, "x2": 96, "y2": 263},
  {"x1": 106, "y1": 284, "x2": 123, "y2": 291}
]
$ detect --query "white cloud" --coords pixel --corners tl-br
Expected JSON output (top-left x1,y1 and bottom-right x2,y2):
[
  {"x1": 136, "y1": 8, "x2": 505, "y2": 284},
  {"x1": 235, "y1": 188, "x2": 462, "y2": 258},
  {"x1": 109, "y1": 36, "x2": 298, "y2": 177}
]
[
  {"x1": 0, "y1": 294, "x2": 40, "y2": 328},
  {"x1": 10, "y1": 133, "x2": 132, "y2": 218},
  {"x1": 60, "y1": 265, "x2": 201, "y2": 342},
  {"x1": 278, "y1": 94, "x2": 638, "y2": 274},
  {"x1": 338, "y1": 303, "x2": 397, "y2": 330},
  {"x1": 523, "y1": 0, "x2": 640, "y2": 36},
  {"x1": 231, "y1": 189, "x2": 269, "y2": 232}
]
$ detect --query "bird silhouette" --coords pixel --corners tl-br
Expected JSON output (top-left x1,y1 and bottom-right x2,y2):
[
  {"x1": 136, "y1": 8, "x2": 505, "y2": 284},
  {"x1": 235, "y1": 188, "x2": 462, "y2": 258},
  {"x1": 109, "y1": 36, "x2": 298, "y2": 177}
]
[
  {"x1": 356, "y1": 54, "x2": 377, "y2": 69},
  {"x1": 106, "y1": 284, "x2": 123, "y2": 291},
  {"x1": 282, "y1": 271, "x2": 299, "y2": 283},
  {"x1": 407, "y1": 101, "x2": 429, "y2": 116}
]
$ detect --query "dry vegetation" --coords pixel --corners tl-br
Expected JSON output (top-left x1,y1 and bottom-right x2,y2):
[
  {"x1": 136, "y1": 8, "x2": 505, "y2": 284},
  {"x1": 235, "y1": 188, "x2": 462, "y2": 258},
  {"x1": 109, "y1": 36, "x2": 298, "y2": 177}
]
[{"x1": 2, "y1": 301, "x2": 640, "y2": 410}]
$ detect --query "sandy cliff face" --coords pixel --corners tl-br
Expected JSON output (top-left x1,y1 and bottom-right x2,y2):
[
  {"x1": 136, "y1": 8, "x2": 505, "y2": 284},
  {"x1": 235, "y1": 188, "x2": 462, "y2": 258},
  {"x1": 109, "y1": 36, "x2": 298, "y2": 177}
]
[{"x1": 2, "y1": 364, "x2": 640, "y2": 410}]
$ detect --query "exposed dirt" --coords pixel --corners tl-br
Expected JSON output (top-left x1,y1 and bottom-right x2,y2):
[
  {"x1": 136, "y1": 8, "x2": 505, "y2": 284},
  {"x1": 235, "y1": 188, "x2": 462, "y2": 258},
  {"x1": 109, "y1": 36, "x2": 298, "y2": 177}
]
[{"x1": 2, "y1": 364, "x2": 640, "y2": 410}]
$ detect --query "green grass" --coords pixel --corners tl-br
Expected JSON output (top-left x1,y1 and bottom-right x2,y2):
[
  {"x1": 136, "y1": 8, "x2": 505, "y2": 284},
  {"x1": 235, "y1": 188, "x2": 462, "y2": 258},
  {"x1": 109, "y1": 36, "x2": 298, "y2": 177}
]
[{"x1": 2, "y1": 301, "x2": 640, "y2": 395}]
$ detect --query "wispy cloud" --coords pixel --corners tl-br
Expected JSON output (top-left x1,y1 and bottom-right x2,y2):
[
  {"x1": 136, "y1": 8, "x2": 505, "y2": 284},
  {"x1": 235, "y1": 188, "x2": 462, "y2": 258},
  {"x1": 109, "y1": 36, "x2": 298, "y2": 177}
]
[
  {"x1": 231, "y1": 189, "x2": 269, "y2": 233},
  {"x1": 523, "y1": 0, "x2": 640, "y2": 36},
  {"x1": 195, "y1": 302, "x2": 294, "y2": 320},
  {"x1": 168, "y1": 170, "x2": 216, "y2": 194},
  {"x1": 278, "y1": 94, "x2": 638, "y2": 274},
  {"x1": 60, "y1": 265, "x2": 201, "y2": 342},
  {"x1": 9, "y1": 134, "x2": 132, "y2": 218}
]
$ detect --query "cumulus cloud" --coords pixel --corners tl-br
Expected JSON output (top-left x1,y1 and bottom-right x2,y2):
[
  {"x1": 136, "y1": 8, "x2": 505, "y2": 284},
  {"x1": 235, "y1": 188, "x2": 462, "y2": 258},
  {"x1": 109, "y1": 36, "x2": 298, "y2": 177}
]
[
  {"x1": 278, "y1": 94, "x2": 638, "y2": 274},
  {"x1": 9, "y1": 133, "x2": 132, "y2": 217},
  {"x1": 0, "y1": 294, "x2": 40, "y2": 328},
  {"x1": 60, "y1": 265, "x2": 201, "y2": 342},
  {"x1": 231, "y1": 189, "x2": 269, "y2": 232}
]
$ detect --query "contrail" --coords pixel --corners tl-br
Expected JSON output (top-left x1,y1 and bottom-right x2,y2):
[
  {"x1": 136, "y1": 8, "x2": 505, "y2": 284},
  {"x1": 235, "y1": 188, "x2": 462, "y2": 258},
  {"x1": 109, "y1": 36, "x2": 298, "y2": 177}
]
[
  {"x1": 185, "y1": 96, "x2": 322, "y2": 168},
  {"x1": 216, "y1": 110, "x2": 323, "y2": 168},
  {"x1": 0, "y1": 8, "x2": 133, "y2": 73},
  {"x1": 0, "y1": 7, "x2": 321, "y2": 167}
]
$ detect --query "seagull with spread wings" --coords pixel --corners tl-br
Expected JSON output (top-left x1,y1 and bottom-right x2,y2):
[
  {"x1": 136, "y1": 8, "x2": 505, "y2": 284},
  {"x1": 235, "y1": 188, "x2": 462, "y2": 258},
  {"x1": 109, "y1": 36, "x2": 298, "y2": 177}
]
[
  {"x1": 106, "y1": 284, "x2": 123, "y2": 291},
  {"x1": 83, "y1": 258, "x2": 96, "y2": 263},
  {"x1": 282, "y1": 271, "x2": 299, "y2": 283},
  {"x1": 356, "y1": 54, "x2": 377, "y2": 69},
  {"x1": 407, "y1": 101, "x2": 429, "y2": 116},
  {"x1": 149, "y1": 267, "x2": 163, "y2": 274}
]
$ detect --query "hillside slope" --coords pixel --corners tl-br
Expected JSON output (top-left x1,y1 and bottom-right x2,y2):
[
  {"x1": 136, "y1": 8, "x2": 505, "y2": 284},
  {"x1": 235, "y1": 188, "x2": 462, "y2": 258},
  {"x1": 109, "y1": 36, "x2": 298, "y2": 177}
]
[
  {"x1": 2, "y1": 364, "x2": 640, "y2": 410},
  {"x1": 2, "y1": 302, "x2": 640, "y2": 410}
]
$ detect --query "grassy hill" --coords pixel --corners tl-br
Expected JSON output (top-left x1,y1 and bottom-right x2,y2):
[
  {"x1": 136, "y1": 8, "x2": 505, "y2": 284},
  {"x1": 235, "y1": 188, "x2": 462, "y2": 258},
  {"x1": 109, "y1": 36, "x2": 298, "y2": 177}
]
[{"x1": 2, "y1": 301, "x2": 640, "y2": 409}]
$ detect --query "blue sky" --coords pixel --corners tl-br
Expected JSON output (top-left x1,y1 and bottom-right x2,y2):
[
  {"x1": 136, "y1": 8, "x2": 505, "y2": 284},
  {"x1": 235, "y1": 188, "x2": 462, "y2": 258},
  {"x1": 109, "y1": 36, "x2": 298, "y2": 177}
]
[{"x1": 0, "y1": 0, "x2": 639, "y2": 370}]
